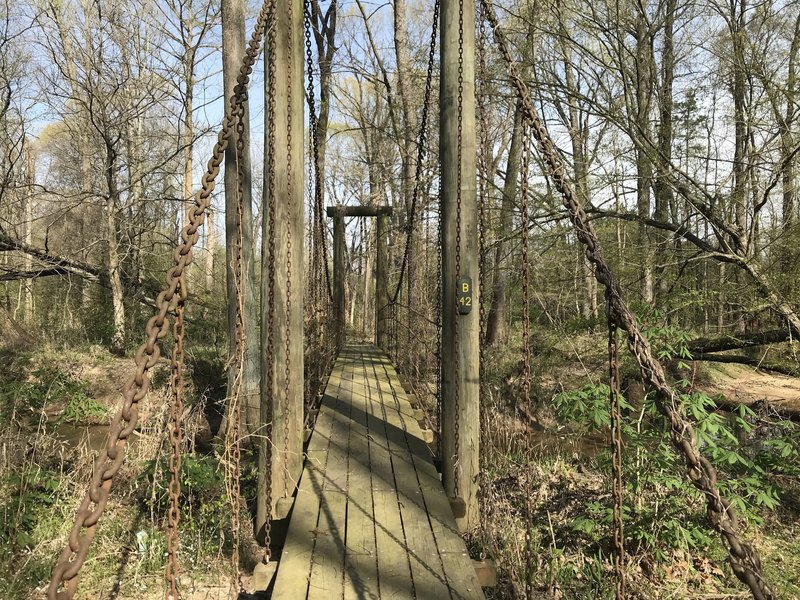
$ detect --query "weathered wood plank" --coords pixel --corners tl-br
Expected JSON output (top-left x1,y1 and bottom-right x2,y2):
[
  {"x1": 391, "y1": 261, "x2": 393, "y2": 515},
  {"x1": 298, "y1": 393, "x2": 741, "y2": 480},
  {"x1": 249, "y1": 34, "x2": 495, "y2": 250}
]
[
  {"x1": 373, "y1": 490, "x2": 415, "y2": 599},
  {"x1": 274, "y1": 344, "x2": 485, "y2": 600},
  {"x1": 271, "y1": 452, "x2": 326, "y2": 599},
  {"x1": 307, "y1": 489, "x2": 347, "y2": 600},
  {"x1": 343, "y1": 378, "x2": 379, "y2": 600}
]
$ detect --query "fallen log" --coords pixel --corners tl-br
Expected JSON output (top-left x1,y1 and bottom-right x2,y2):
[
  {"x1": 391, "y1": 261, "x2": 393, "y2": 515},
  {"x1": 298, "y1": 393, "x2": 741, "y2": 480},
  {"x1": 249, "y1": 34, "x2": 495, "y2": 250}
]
[{"x1": 688, "y1": 329, "x2": 791, "y2": 354}]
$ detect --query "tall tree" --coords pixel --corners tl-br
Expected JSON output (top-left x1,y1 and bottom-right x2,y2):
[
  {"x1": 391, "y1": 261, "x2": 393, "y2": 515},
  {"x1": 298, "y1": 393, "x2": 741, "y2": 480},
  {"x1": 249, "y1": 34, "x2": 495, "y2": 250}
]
[{"x1": 221, "y1": 0, "x2": 259, "y2": 435}]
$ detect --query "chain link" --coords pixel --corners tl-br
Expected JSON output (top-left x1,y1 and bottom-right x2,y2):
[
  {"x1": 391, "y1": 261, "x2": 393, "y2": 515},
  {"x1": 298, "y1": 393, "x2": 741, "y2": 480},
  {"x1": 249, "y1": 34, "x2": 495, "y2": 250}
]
[
  {"x1": 303, "y1": 0, "x2": 332, "y2": 304},
  {"x1": 608, "y1": 318, "x2": 626, "y2": 599},
  {"x1": 263, "y1": 1, "x2": 278, "y2": 556},
  {"x1": 46, "y1": 4, "x2": 273, "y2": 597},
  {"x1": 451, "y1": 0, "x2": 466, "y2": 501},
  {"x1": 225, "y1": 56, "x2": 250, "y2": 595},
  {"x1": 282, "y1": 0, "x2": 295, "y2": 501},
  {"x1": 390, "y1": 0, "x2": 439, "y2": 304},
  {"x1": 475, "y1": 0, "x2": 490, "y2": 554},
  {"x1": 165, "y1": 276, "x2": 186, "y2": 600},
  {"x1": 477, "y1": 0, "x2": 489, "y2": 353},
  {"x1": 481, "y1": 2, "x2": 773, "y2": 598}
]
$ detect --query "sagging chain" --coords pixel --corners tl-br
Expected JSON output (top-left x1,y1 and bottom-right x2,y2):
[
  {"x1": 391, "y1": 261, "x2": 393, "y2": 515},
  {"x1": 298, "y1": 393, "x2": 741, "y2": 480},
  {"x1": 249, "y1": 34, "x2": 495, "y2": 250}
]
[
  {"x1": 263, "y1": 0, "x2": 278, "y2": 557},
  {"x1": 282, "y1": 0, "x2": 295, "y2": 501},
  {"x1": 451, "y1": 0, "x2": 466, "y2": 501},
  {"x1": 303, "y1": 0, "x2": 332, "y2": 304},
  {"x1": 165, "y1": 276, "x2": 186, "y2": 600},
  {"x1": 477, "y1": 0, "x2": 489, "y2": 353},
  {"x1": 46, "y1": 3, "x2": 274, "y2": 598},
  {"x1": 390, "y1": 0, "x2": 439, "y2": 304},
  {"x1": 608, "y1": 317, "x2": 626, "y2": 599},
  {"x1": 476, "y1": 0, "x2": 490, "y2": 552},
  {"x1": 225, "y1": 47, "x2": 249, "y2": 594},
  {"x1": 480, "y1": 1, "x2": 774, "y2": 598},
  {"x1": 520, "y1": 117, "x2": 534, "y2": 599},
  {"x1": 436, "y1": 182, "x2": 444, "y2": 461}
]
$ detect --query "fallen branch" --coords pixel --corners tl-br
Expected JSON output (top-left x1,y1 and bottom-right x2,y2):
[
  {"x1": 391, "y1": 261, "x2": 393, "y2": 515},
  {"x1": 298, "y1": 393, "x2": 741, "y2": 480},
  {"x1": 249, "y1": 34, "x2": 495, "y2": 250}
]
[{"x1": 688, "y1": 329, "x2": 792, "y2": 354}]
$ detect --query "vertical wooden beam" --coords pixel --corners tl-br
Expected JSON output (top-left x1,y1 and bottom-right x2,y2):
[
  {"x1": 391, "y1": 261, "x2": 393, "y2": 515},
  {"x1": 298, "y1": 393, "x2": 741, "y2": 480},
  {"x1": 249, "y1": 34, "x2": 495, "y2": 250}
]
[
  {"x1": 440, "y1": 0, "x2": 479, "y2": 530},
  {"x1": 257, "y1": 0, "x2": 304, "y2": 534},
  {"x1": 376, "y1": 212, "x2": 389, "y2": 348},
  {"x1": 333, "y1": 208, "x2": 346, "y2": 351}
]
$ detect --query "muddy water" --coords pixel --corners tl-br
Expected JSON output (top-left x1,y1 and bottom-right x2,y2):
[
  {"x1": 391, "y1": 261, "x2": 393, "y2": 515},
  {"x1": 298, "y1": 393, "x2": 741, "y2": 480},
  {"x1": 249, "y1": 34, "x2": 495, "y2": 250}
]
[
  {"x1": 53, "y1": 423, "x2": 116, "y2": 452},
  {"x1": 485, "y1": 426, "x2": 606, "y2": 459}
]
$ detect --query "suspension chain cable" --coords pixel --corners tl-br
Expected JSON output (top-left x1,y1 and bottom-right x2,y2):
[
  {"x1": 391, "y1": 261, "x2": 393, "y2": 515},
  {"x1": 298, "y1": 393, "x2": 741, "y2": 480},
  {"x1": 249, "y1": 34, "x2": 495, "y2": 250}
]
[
  {"x1": 608, "y1": 315, "x2": 626, "y2": 599},
  {"x1": 165, "y1": 275, "x2": 187, "y2": 600},
  {"x1": 225, "y1": 53, "x2": 250, "y2": 594},
  {"x1": 476, "y1": 0, "x2": 490, "y2": 552},
  {"x1": 47, "y1": 3, "x2": 274, "y2": 597},
  {"x1": 303, "y1": 0, "x2": 332, "y2": 304},
  {"x1": 263, "y1": 0, "x2": 278, "y2": 559},
  {"x1": 480, "y1": 1, "x2": 773, "y2": 598},
  {"x1": 282, "y1": 0, "x2": 296, "y2": 502},
  {"x1": 451, "y1": 0, "x2": 466, "y2": 502},
  {"x1": 436, "y1": 183, "x2": 443, "y2": 462},
  {"x1": 390, "y1": 1, "x2": 439, "y2": 304}
]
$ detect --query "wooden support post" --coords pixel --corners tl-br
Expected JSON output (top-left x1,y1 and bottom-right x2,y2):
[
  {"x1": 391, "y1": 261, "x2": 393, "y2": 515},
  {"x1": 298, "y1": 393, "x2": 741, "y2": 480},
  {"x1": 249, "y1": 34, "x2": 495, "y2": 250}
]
[
  {"x1": 256, "y1": 0, "x2": 304, "y2": 542},
  {"x1": 440, "y1": 0, "x2": 480, "y2": 530},
  {"x1": 332, "y1": 207, "x2": 346, "y2": 351},
  {"x1": 376, "y1": 212, "x2": 389, "y2": 349},
  {"x1": 473, "y1": 559, "x2": 498, "y2": 587}
]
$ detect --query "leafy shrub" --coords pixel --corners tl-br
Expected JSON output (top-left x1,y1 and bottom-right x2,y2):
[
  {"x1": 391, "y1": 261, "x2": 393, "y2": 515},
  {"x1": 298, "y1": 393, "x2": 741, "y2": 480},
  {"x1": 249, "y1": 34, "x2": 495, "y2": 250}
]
[{"x1": 552, "y1": 322, "x2": 797, "y2": 560}]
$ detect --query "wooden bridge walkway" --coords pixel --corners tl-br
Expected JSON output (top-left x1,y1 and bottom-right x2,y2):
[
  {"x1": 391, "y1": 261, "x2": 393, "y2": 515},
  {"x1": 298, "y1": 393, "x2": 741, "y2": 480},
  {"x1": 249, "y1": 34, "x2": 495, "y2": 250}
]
[{"x1": 271, "y1": 344, "x2": 485, "y2": 600}]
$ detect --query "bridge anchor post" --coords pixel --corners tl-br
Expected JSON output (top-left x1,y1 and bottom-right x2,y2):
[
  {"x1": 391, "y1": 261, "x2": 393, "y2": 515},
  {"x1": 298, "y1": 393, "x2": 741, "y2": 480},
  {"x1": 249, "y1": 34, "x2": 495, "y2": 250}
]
[{"x1": 439, "y1": 0, "x2": 480, "y2": 531}]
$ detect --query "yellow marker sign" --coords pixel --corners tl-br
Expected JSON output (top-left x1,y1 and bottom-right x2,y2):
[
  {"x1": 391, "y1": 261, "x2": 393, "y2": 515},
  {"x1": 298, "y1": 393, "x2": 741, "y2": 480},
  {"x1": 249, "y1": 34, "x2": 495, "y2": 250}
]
[{"x1": 457, "y1": 276, "x2": 472, "y2": 315}]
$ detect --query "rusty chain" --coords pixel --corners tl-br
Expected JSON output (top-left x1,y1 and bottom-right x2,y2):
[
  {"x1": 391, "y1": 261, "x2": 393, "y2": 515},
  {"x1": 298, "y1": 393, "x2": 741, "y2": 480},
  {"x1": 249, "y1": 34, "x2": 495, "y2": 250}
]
[
  {"x1": 477, "y1": 0, "x2": 489, "y2": 354},
  {"x1": 225, "y1": 44, "x2": 249, "y2": 594},
  {"x1": 303, "y1": 0, "x2": 332, "y2": 304},
  {"x1": 46, "y1": 3, "x2": 273, "y2": 597},
  {"x1": 476, "y1": 1, "x2": 491, "y2": 555},
  {"x1": 282, "y1": 0, "x2": 295, "y2": 501},
  {"x1": 390, "y1": 0, "x2": 439, "y2": 305},
  {"x1": 481, "y1": 2, "x2": 773, "y2": 598},
  {"x1": 263, "y1": 0, "x2": 278, "y2": 557},
  {"x1": 519, "y1": 116, "x2": 534, "y2": 599},
  {"x1": 436, "y1": 181, "x2": 443, "y2": 462},
  {"x1": 451, "y1": 0, "x2": 465, "y2": 502},
  {"x1": 608, "y1": 317, "x2": 626, "y2": 599},
  {"x1": 165, "y1": 275, "x2": 187, "y2": 600}
]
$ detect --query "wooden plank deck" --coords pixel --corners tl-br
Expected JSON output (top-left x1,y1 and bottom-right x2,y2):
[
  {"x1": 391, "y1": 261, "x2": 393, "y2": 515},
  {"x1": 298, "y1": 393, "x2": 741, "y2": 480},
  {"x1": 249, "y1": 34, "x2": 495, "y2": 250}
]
[{"x1": 272, "y1": 344, "x2": 484, "y2": 600}]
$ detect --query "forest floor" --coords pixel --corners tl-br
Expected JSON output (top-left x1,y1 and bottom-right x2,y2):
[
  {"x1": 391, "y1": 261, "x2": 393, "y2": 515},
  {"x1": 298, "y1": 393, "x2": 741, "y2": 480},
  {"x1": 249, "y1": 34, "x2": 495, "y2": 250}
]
[
  {"x1": 705, "y1": 362, "x2": 800, "y2": 411},
  {"x1": 1, "y1": 337, "x2": 799, "y2": 599}
]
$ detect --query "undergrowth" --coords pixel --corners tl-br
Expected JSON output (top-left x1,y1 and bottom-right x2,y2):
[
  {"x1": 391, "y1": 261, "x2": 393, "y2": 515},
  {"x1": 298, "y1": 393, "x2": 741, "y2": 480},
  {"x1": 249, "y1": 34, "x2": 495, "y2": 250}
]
[{"x1": 474, "y1": 324, "x2": 800, "y2": 599}]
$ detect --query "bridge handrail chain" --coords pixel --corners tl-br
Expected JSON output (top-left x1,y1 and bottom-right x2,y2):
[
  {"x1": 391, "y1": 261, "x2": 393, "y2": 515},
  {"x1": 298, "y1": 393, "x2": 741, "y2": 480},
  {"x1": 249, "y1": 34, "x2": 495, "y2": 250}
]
[
  {"x1": 46, "y1": 2, "x2": 275, "y2": 597},
  {"x1": 390, "y1": 0, "x2": 439, "y2": 305},
  {"x1": 480, "y1": 1, "x2": 773, "y2": 598}
]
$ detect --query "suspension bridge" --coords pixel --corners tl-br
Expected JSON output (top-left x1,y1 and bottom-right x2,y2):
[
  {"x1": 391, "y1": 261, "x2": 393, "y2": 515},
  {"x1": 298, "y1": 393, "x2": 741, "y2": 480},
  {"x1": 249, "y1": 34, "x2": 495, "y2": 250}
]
[{"x1": 44, "y1": 0, "x2": 776, "y2": 599}]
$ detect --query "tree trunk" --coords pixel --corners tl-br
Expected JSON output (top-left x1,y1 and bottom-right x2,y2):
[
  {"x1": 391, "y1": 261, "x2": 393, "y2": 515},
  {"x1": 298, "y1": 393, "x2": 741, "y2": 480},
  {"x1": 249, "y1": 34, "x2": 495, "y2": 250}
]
[
  {"x1": 653, "y1": 0, "x2": 676, "y2": 302},
  {"x1": 104, "y1": 138, "x2": 126, "y2": 355},
  {"x1": 221, "y1": 0, "x2": 260, "y2": 438},
  {"x1": 635, "y1": 9, "x2": 654, "y2": 304},
  {"x1": 486, "y1": 101, "x2": 523, "y2": 346}
]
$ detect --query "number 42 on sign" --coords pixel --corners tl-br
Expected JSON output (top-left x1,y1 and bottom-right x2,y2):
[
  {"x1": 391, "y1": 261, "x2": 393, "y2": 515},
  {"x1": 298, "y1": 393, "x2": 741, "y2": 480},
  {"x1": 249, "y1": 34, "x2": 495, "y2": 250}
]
[{"x1": 457, "y1": 276, "x2": 472, "y2": 315}]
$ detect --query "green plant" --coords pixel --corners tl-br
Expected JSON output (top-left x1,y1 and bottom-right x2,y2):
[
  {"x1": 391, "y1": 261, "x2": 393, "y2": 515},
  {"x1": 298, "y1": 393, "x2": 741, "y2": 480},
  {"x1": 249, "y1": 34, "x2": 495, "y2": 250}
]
[
  {"x1": 553, "y1": 321, "x2": 798, "y2": 565},
  {"x1": 58, "y1": 392, "x2": 108, "y2": 424},
  {"x1": 1, "y1": 467, "x2": 61, "y2": 550}
]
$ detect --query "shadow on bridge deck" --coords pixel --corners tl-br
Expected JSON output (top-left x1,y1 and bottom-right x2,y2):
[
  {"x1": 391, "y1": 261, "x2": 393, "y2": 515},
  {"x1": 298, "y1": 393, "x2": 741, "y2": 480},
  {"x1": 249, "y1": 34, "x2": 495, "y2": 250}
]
[{"x1": 268, "y1": 344, "x2": 484, "y2": 600}]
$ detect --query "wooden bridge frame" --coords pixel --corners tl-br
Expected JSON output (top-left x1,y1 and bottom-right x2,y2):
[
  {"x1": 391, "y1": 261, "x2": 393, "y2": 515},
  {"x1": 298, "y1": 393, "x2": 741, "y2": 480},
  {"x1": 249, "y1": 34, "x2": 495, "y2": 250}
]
[
  {"x1": 326, "y1": 205, "x2": 393, "y2": 352},
  {"x1": 263, "y1": 0, "x2": 480, "y2": 542}
]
